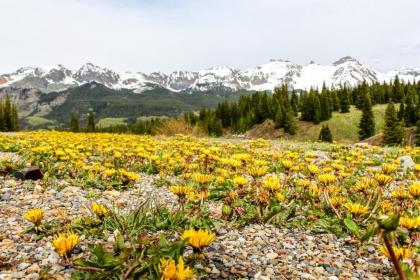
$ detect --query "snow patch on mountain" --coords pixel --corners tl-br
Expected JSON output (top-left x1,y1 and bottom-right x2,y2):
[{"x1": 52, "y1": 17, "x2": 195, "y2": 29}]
[{"x1": 1, "y1": 57, "x2": 419, "y2": 93}]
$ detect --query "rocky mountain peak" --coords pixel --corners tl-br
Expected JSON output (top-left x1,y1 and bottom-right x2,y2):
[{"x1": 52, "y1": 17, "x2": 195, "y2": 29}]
[{"x1": 0, "y1": 57, "x2": 418, "y2": 93}]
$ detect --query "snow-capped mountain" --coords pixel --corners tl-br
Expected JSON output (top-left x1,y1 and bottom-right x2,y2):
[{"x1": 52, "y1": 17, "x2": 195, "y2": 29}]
[{"x1": 1, "y1": 56, "x2": 419, "y2": 93}]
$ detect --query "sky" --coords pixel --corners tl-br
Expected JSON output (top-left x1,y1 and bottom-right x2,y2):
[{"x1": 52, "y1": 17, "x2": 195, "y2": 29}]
[{"x1": 1, "y1": 0, "x2": 420, "y2": 73}]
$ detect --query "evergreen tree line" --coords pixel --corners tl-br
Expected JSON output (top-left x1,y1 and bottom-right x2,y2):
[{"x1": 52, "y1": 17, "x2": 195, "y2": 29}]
[
  {"x1": 185, "y1": 77, "x2": 420, "y2": 139},
  {"x1": 0, "y1": 95, "x2": 19, "y2": 132},
  {"x1": 186, "y1": 85, "x2": 299, "y2": 136},
  {"x1": 69, "y1": 112, "x2": 161, "y2": 135}
]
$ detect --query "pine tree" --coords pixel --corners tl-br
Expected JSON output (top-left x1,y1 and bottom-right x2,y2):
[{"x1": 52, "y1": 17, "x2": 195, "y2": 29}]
[
  {"x1": 319, "y1": 125, "x2": 333, "y2": 142},
  {"x1": 392, "y1": 75, "x2": 404, "y2": 102},
  {"x1": 383, "y1": 101, "x2": 405, "y2": 145},
  {"x1": 87, "y1": 111, "x2": 95, "y2": 132},
  {"x1": 339, "y1": 86, "x2": 350, "y2": 113},
  {"x1": 416, "y1": 120, "x2": 420, "y2": 147},
  {"x1": 283, "y1": 110, "x2": 296, "y2": 135},
  {"x1": 0, "y1": 103, "x2": 4, "y2": 131},
  {"x1": 358, "y1": 92, "x2": 375, "y2": 140},
  {"x1": 320, "y1": 92, "x2": 331, "y2": 121},
  {"x1": 290, "y1": 91, "x2": 299, "y2": 116},
  {"x1": 313, "y1": 94, "x2": 321, "y2": 124},
  {"x1": 404, "y1": 89, "x2": 417, "y2": 126},
  {"x1": 331, "y1": 90, "x2": 340, "y2": 111},
  {"x1": 3, "y1": 95, "x2": 12, "y2": 131},
  {"x1": 274, "y1": 105, "x2": 284, "y2": 128},
  {"x1": 11, "y1": 104, "x2": 19, "y2": 131},
  {"x1": 397, "y1": 99, "x2": 405, "y2": 121},
  {"x1": 70, "y1": 113, "x2": 79, "y2": 132}
]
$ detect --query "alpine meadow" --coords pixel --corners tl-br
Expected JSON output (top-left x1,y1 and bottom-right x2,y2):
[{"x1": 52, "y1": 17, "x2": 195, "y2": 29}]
[{"x1": 0, "y1": 1, "x2": 419, "y2": 280}]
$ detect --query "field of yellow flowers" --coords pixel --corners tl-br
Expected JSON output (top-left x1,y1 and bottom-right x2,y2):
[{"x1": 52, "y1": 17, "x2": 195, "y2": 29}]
[{"x1": 0, "y1": 131, "x2": 419, "y2": 279}]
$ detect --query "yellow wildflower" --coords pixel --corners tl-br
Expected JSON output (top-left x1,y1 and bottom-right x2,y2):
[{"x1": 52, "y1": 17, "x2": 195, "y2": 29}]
[
  {"x1": 169, "y1": 186, "x2": 193, "y2": 197},
  {"x1": 381, "y1": 163, "x2": 398, "y2": 175},
  {"x1": 262, "y1": 176, "x2": 281, "y2": 192},
  {"x1": 408, "y1": 182, "x2": 420, "y2": 198},
  {"x1": 246, "y1": 165, "x2": 269, "y2": 178},
  {"x1": 318, "y1": 174, "x2": 336, "y2": 185},
  {"x1": 182, "y1": 228, "x2": 216, "y2": 250},
  {"x1": 191, "y1": 173, "x2": 212, "y2": 185},
  {"x1": 24, "y1": 209, "x2": 43, "y2": 225},
  {"x1": 52, "y1": 232, "x2": 80, "y2": 258},
  {"x1": 344, "y1": 202, "x2": 369, "y2": 215},
  {"x1": 374, "y1": 174, "x2": 393, "y2": 186},
  {"x1": 91, "y1": 202, "x2": 110, "y2": 218},
  {"x1": 232, "y1": 176, "x2": 249, "y2": 187},
  {"x1": 399, "y1": 216, "x2": 420, "y2": 229},
  {"x1": 380, "y1": 246, "x2": 412, "y2": 260},
  {"x1": 160, "y1": 257, "x2": 194, "y2": 280},
  {"x1": 307, "y1": 164, "x2": 320, "y2": 175}
]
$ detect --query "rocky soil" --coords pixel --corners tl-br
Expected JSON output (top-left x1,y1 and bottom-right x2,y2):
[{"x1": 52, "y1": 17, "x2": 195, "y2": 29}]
[{"x1": 0, "y1": 153, "x2": 395, "y2": 280}]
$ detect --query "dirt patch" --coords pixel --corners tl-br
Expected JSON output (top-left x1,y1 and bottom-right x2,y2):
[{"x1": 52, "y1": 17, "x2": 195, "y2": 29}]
[
  {"x1": 358, "y1": 128, "x2": 416, "y2": 146},
  {"x1": 245, "y1": 119, "x2": 284, "y2": 139}
]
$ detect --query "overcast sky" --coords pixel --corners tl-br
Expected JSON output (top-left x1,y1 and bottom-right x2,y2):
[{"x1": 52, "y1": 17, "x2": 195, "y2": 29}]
[{"x1": 1, "y1": 0, "x2": 419, "y2": 73}]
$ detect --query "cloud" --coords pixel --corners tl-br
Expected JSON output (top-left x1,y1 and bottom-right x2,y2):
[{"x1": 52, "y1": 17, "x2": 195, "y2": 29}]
[{"x1": 0, "y1": 0, "x2": 419, "y2": 73}]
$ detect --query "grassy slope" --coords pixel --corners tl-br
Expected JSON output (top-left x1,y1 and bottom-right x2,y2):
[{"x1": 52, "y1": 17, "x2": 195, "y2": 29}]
[
  {"x1": 96, "y1": 118, "x2": 127, "y2": 128},
  {"x1": 289, "y1": 104, "x2": 387, "y2": 143}
]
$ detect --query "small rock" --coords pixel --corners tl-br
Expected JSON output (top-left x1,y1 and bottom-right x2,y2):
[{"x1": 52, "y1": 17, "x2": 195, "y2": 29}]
[
  {"x1": 27, "y1": 263, "x2": 41, "y2": 273},
  {"x1": 17, "y1": 262, "x2": 30, "y2": 271},
  {"x1": 266, "y1": 252, "x2": 278, "y2": 260},
  {"x1": 15, "y1": 166, "x2": 43, "y2": 180},
  {"x1": 33, "y1": 184, "x2": 43, "y2": 194},
  {"x1": 400, "y1": 156, "x2": 415, "y2": 172},
  {"x1": 211, "y1": 267, "x2": 220, "y2": 274},
  {"x1": 1, "y1": 193, "x2": 10, "y2": 201}
]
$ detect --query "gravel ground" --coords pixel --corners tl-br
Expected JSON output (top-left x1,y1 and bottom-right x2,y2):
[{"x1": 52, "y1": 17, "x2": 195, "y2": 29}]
[
  {"x1": 0, "y1": 153, "x2": 395, "y2": 280},
  {"x1": 200, "y1": 225, "x2": 392, "y2": 280}
]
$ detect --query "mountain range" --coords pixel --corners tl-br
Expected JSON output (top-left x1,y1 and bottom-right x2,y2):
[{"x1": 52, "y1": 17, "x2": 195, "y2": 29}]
[
  {"x1": 1, "y1": 56, "x2": 419, "y2": 130},
  {"x1": 1, "y1": 56, "x2": 419, "y2": 94}
]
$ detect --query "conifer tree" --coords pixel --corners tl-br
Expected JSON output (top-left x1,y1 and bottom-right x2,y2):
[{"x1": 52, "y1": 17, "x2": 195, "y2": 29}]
[
  {"x1": 0, "y1": 104, "x2": 4, "y2": 131},
  {"x1": 358, "y1": 92, "x2": 375, "y2": 140},
  {"x1": 383, "y1": 101, "x2": 405, "y2": 145},
  {"x1": 331, "y1": 90, "x2": 340, "y2": 111},
  {"x1": 87, "y1": 111, "x2": 95, "y2": 132},
  {"x1": 313, "y1": 94, "x2": 321, "y2": 124},
  {"x1": 283, "y1": 110, "x2": 296, "y2": 135},
  {"x1": 274, "y1": 105, "x2": 284, "y2": 129},
  {"x1": 416, "y1": 120, "x2": 420, "y2": 147},
  {"x1": 404, "y1": 89, "x2": 417, "y2": 126},
  {"x1": 392, "y1": 75, "x2": 404, "y2": 102},
  {"x1": 339, "y1": 86, "x2": 350, "y2": 113},
  {"x1": 290, "y1": 91, "x2": 299, "y2": 116},
  {"x1": 3, "y1": 95, "x2": 12, "y2": 131},
  {"x1": 397, "y1": 99, "x2": 405, "y2": 121},
  {"x1": 320, "y1": 91, "x2": 331, "y2": 121},
  {"x1": 70, "y1": 113, "x2": 79, "y2": 132},
  {"x1": 11, "y1": 104, "x2": 19, "y2": 131},
  {"x1": 319, "y1": 125, "x2": 333, "y2": 142}
]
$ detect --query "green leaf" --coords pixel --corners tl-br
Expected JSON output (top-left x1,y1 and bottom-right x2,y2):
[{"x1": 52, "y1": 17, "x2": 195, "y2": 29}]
[
  {"x1": 360, "y1": 226, "x2": 377, "y2": 242},
  {"x1": 343, "y1": 218, "x2": 361, "y2": 238}
]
